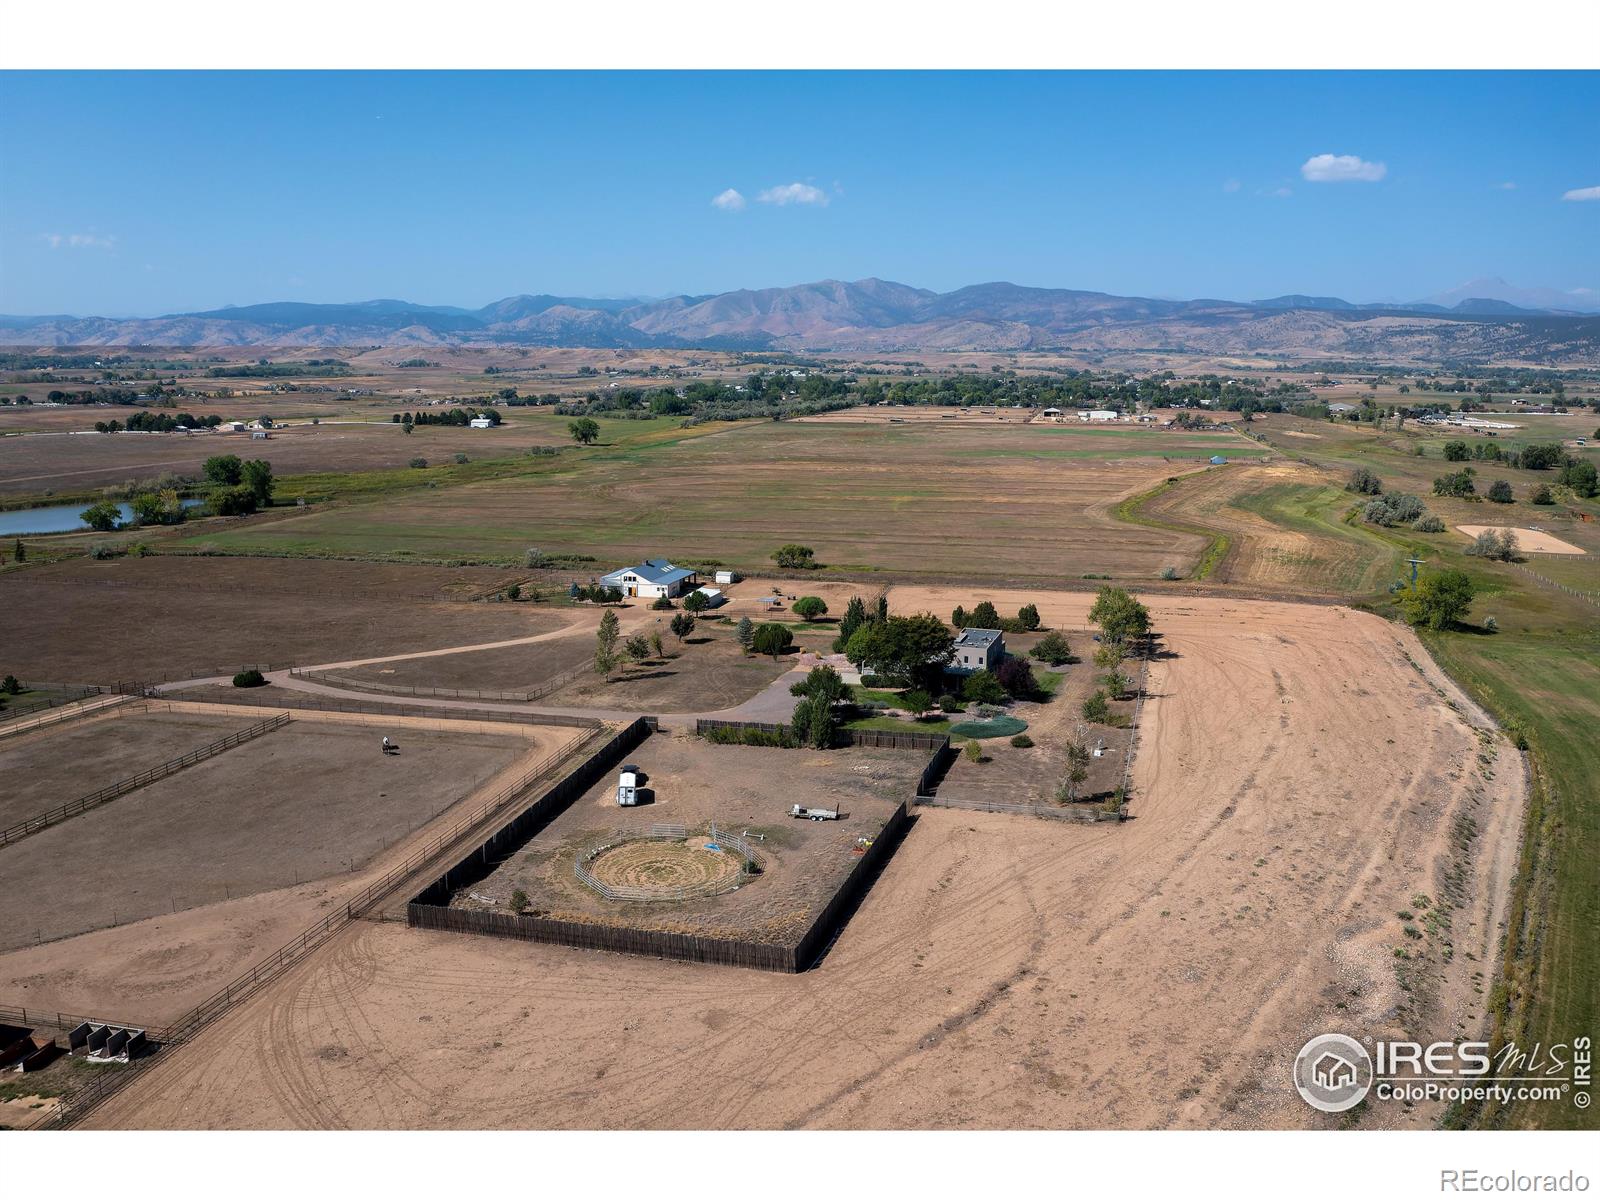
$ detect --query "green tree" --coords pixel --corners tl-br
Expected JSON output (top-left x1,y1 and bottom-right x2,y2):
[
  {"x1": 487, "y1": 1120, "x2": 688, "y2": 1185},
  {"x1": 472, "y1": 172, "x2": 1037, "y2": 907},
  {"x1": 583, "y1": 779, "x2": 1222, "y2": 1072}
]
[
  {"x1": 203, "y1": 454, "x2": 243, "y2": 485},
  {"x1": 791, "y1": 596, "x2": 828, "y2": 621},
  {"x1": 1030, "y1": 630, "x2": 1072, "y2": 665},
  {"x1": 1486, "y1": 479, "x2": 1514, "y2": 503},
  {"x1": 969, "y1": 600, "x2": 1001, "y2": 628},
  {"x1": 1443, "y1": 440, "x2": 1471, "y2": 462},
  {"x1": 1400, "y1": 569, "x2": 1475, "y2": 631},
  {"x1": 1082, "y1": 691, "x2": 1110, "y2": 722},
  {"x1": 772, "y1": 543, "x2": 816, "y2": 569},
  {"x1": 624, "y1": 633, "x2": 651, "y2": 662},
  {"x1": 682, "y1": 589, "x2": 710, "y2": 614},
  {"x1": 1016, "y1": 603, "x2": 1042, "y2": 631},
  {"x1": 1055, "y1": 740, "x2": 1091, "y2": 804},
  {"x1": 1559, "y1": 458, "x2": 1599, "y2": 498},
  {"x1": 241, "y1": 459, "x2": 274, "y2": 507},
  {"x1": 833, "y1": 595, "x2": 867, "y2": 652},
  {"x1": 12, "y1": 538, "x2": 24, "y2": 563},
  {"x1": 670, "y1": 612, "x2": 697, "y2": 642},
  {"x1": 735, "y1": 615, "x2": 755, "y2": 653},
  {"x1": 595, "y1": 608, "x2": 621, "y2": 677},
  {"x1": 843, "y1": 613, "x2": 954, "y2": 689},
  {"x1": 568, "y1": 417, "x2": 601, "y2": 445},
  {"x1": 1089, "y1": 586, "x2": 1151, "y2": 646},
  {"x1": 751, "y1": 622, "x2": 794, "y2": 659},
  {"x1": 788, "y1": 665, "x2": 848, "y2": 749},
  {"x1": 1530, "y1": 483, "x2": 1555, "y2": 505},
  {"x1": 1346, "y1": 466, "x2": 1383, "y2": 495},
  {"x1": 79, "y1": 499, "x2": 121, "y2": 532},
  {"x1": 649, "y1": 630, "x2": 665, "y2": 659},
  {"x1": 901, "y1": 688, "x2": 933, "y2": 717}
]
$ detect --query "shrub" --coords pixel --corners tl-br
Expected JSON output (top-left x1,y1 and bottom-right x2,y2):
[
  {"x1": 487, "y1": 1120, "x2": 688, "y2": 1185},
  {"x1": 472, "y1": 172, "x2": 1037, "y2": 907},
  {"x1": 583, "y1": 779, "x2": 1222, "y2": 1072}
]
[
  {"x1": 79, "y1": 499, "x2": 121, "y2": 532},
  {"x1": 1432, "y1": 470, "x2": 1476, "y2": 498},
  {"x1": 1529, "y1": 484, "x2": 1555, "y2": 505},
  {"x1": 453, "y1": 452, "x2": 469, "y2": 465},
  {"x1": 1363, "y1": 492, "x2": 1425, "y2": 526},
  {"x1": 1466, "y1": 529, "x2": 1518, "y2": 561},
  {"x1": 1160, "y1": 566, "x2": 1179, "y2": 581},
  {"x1": 1, "y1": 675, "x2": 21, "y2": 694},
  {"x1": 961, "y1": 669, "x2": 1007, "y2": 705},
  {"x1": 88, "y1": 542, "x2": 118, "y2": 560},
  {"x1": 901, "y1": 688, "x2": 932, "y2": 717},
  {"x1": 1401, "y1": 569, "x2": 1475, "y2": 631},
  {"x1": 211, "y1": 485, "x2": 259, "y2": 517},
  {"x1": 129, "y1": 541, "x2": 152, "y2": 557},
  {"x1": 1442, "y1": 441, "x2": 1471, "y2": 462},
  {"x1": 651, "y1": 595, "x2": 675, "y2": 610},
  {"x1": 1346, "y1": 466, "x2": 1384, "y2": 494},
  {"x1": 232, "y1": 669, "x2": 266, "y2": 688},
  {"x1": 1030, "y1": 630, "x2": 1072, "y2": 665},
  {"x1": 937, "y1": 693, "x2": 965, "y2": 713},
  {"x1": 995, "y1": 656, "x2": 1037, "y2": 698},
  {"x1": 964, "y1": 740, "x2": 983, "y2": 763},
  {"x1": 408, "y1": 457, "x2": 428, "y2": 469},
  {"x1": 1414, "y1": 514, "x2": 1446, "y2": 533},
  {"x1": 1483, "y1": 616, "x2": 1498, "y2": 632},
  {"x1": 1082, "y1": 691, "x2": 1110, "y2": 722},
  {"x1": 860, "y1": 674, "x2": 888, "y2": 688},
  {"x1": 702, "y1": 724, "x2": 797, "y2": 748},
  {"x1": 1486, "y1": 479, "x2": 1514, "y2": 503},
  {"x1": 509, "y1": 889, "x2": 529, "y2": 914},
  {"x1": 1009, "y1": 733, "x2": 1034, "y2": 748},
  {"x1": 791, "y1": 596, "x2": 828, "y2": 621},
  {"x1": 506, "y1": 583, "x2": 521, "y2": 601},
  {"x1": 751, "y1": 622, "x2": 794, "y2": 658}
]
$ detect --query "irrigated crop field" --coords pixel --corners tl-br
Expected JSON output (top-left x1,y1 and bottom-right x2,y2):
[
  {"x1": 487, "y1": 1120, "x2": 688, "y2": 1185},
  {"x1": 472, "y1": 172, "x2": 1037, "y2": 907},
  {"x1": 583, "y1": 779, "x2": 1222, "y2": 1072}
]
[{"x1": 172, "y1": 419, "x2": 1262, "y2": 581}]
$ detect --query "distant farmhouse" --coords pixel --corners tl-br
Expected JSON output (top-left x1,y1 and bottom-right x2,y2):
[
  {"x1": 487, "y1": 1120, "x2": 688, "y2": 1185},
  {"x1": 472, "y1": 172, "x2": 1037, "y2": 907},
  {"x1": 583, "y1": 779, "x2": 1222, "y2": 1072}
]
[
  {"x1": 950, "y1": 628, "x2": 1005, "y2": 675},
  {"x1": 598, "y1": 559, "x2": 699, "y2": 600},
  {"x1": 1081, "y1": 409, "x2": 1119, "y2": 422}
]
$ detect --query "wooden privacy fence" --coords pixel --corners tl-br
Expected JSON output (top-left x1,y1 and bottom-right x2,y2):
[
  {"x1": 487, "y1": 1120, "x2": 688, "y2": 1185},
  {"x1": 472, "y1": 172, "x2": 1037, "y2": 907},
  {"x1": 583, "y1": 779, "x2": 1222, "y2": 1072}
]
[
  {"x1": 409, "y1": 718, "x2": 657, "y2": 911},
  {"x1": 692, "y1": 717, "x2": 952, "y2": 754},
  {"x1": 0, "y1": 711, "x2": 292, "y2": 848},
  {"x1": 410, "y1": 802, "x2": 913, "y2": 974},
  {"x1": 36, "y1": 727, "x2": 602, "y2": 1129}
]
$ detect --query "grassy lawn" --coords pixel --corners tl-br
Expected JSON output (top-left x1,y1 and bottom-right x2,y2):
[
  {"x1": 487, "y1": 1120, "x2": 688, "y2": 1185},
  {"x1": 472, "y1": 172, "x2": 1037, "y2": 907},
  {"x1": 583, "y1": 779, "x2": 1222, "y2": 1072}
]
[{"x1": 845, "y1": 714, "x2": 956, "y2": 736}]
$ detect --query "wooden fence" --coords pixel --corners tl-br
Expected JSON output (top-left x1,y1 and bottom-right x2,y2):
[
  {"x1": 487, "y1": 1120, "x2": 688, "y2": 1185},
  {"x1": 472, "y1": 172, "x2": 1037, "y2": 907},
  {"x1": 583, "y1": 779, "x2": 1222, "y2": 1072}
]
[
  {"x1": 167, "y1": 687, "x2": 601, "y2": 729},
  {"x1": 0, "y1": 711, "x2": 292, "y2": 848},
  {"x1": 912, "y1": 794, "x2": 1125, "y2": 822},
  {"x1": 0, "y1": 693, "x2": 131, "y2": 742},
  {"x1": 291, "y1": 660, "x2": 593, "y2": 704}
]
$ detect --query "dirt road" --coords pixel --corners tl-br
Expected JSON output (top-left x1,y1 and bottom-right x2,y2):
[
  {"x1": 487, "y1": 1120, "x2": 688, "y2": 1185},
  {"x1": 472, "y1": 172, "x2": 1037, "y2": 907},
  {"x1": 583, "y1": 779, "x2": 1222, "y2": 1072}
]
[{"x1": 81, "y1": 595, "x2": 1524, "y2": 1129}]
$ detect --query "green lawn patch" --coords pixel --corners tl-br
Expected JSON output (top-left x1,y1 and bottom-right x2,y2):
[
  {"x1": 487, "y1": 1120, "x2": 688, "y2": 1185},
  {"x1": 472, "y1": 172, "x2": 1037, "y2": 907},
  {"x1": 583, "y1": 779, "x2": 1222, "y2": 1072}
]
[{"x1": 948, "y1": 715, "x2": 1029, "y2": 739}]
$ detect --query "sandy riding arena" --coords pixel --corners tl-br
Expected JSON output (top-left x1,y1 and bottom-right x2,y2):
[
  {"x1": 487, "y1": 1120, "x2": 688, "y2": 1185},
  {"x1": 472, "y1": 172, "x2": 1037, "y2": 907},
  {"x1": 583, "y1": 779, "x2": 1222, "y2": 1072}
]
[
  {"x1": 81, "y1": 595, "x2": 1524, "y2": 1131},
  {"x1": 1456, "y1": 525, "x2": 1586, "y2": 555}
]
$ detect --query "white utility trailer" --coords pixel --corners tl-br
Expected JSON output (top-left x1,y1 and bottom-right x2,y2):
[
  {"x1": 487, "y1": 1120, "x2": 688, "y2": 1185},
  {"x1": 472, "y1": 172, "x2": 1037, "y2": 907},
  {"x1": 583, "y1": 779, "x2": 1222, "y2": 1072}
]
[
  {"x1": 617, "y1": 767, "x2": 641, "y2": 807},
  {"x1": 790, "y1": 804, "x2": 839, "y2": 821}
]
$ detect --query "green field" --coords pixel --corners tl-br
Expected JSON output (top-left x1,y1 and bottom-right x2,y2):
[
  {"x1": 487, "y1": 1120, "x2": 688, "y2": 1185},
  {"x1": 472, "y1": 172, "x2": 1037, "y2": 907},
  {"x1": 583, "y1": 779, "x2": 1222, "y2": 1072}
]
[{"x1": 171, "y1": 418, "x2": 1253, "y2": 581}]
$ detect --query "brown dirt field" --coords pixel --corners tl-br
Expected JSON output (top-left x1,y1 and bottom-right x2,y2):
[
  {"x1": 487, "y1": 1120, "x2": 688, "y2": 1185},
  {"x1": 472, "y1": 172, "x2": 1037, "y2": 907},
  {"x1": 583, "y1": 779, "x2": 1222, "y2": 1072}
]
[
  {"x1": 0, "y1": 705, "x2": 264, "y2": 830},
  {"x1": 78, "y1": 594, "x2": 1524, "y2": 1130},
  {"x1": 1456, "y1": 525, "x2": 1586, "y2": 555},
  {"x1": 0, "y1": 420, "x2": 570, "y2": 496},
  {"x1": 0, "y1": 555, "x2": 569, "y2": 682},
  {"x1": 0, "y1": 718, "x2": 537, "y2": 954},
  {"x1": 546, "y1": 623, "x2": 804, "y2": 712},
  {"x1": 462, "y1": 736, "x2": 916, "y2": 943}
]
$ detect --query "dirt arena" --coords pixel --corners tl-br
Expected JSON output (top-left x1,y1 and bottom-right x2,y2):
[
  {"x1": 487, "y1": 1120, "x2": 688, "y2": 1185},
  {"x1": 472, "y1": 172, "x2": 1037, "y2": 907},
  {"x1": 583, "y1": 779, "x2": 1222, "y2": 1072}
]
[
  {"x1": 0, "y1": 706, "x2": 590, "y2": 1029},
  {"x1": 76, "y1": 593, "x2": 1525, "y2": 1130}
]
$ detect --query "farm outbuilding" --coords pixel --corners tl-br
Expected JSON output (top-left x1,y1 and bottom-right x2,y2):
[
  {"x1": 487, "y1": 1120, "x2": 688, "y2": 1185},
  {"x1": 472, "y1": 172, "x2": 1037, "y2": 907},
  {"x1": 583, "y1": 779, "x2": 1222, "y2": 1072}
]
[
  {"x1": 1081, "y1": 409, "x2": 1119, "y2": 422},
  {"x1": 713, "y1": 569, "x2": 739, "y2": 584}
]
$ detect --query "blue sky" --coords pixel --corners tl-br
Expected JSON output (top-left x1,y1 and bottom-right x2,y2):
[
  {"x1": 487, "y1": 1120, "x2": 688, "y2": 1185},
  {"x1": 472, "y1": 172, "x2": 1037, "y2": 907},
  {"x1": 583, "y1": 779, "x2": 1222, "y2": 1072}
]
[{"x1": 1, "y1": 70, "x2": 1595, "y2": 315}]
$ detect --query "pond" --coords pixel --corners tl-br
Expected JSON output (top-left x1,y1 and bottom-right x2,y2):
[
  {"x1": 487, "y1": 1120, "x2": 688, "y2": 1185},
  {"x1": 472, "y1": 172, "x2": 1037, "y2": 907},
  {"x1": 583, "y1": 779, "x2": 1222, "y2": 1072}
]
[{"x1": 0, "y1": 498, "x2": 205, "y2": 536}]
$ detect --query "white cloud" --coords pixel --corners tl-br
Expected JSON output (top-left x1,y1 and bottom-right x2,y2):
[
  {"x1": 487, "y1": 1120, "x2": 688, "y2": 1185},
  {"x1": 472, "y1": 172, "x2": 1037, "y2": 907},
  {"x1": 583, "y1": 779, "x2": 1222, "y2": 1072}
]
[
  {"x1": 1300, "y1": 154, "x2": 1387, "y2": 183},
  {"x1": 39, "y1": 231, "x2": 116, "y2": 249},
  {"x1": 1494, "y1": 181, "x2": 1517, "y2": 190},
  {"x1": 711, "y1": 188, "x2": 746, "y2": 212},
  {"x1": 1222, "y1": 179, "x2": 1241, "y2": 193},
  {"x1": 1562, "y1": 186, "x2": 1600, "y2": 202},
  {"x1": 757, "y1": 182, "x2": 829, "y2": 207}
]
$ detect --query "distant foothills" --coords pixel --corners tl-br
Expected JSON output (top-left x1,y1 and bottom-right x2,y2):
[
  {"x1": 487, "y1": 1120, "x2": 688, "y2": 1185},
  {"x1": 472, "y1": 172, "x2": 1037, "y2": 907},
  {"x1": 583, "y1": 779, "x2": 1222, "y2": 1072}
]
[{"x1": 3, "y1": 276, "x2": 1599, "y2": 363}]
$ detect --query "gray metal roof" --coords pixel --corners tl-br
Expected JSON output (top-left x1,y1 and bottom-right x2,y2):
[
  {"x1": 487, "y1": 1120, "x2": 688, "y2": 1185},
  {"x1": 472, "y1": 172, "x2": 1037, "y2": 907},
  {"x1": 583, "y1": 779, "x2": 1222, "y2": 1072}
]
[
  {"x1": 954, "y1": 627, "x2": 1003, "y2": 648},
  {"x1": 600, "y1": 559, "x2": 695, "y2": 586}
]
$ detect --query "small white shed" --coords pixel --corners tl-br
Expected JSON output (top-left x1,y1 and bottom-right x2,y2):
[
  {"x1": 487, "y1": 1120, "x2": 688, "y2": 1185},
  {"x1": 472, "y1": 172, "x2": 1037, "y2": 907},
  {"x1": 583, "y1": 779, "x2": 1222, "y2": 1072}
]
[
  {"x1": 469, "y1": 417, "x2": 493, "y2": 429},
  {"x1": 713, "y1": 569, "x2": 738, "y2": 585}
]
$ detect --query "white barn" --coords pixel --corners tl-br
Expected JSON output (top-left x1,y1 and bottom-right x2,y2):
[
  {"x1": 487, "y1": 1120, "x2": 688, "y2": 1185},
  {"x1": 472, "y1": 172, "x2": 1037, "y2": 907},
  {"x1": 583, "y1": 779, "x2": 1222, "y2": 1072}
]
[{"x1": 598, "y1": 559, "x2": 698, "y2": 599}]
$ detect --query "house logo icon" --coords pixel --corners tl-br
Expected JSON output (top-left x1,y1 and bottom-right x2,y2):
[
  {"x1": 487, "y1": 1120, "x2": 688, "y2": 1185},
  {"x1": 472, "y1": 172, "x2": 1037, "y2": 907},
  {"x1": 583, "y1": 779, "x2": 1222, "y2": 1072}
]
[{"x1": 1293, "y1": 1034, "x2": 1373, "y2": 1113}]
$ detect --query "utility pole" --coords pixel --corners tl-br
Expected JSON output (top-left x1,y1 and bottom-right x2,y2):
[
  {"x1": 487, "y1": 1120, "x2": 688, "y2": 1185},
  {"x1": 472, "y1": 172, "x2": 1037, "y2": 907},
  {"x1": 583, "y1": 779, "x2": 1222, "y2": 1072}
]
[{"x1": 1407, "y1": 557, "x2": 1424, "y2": 587}]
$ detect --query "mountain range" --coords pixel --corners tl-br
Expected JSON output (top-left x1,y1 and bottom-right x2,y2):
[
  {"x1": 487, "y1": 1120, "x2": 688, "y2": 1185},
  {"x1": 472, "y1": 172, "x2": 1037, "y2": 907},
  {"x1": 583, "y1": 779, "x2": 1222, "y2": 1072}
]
[{"x1": 4, "y1": 277, "x2": 1598, "y2": 364}]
